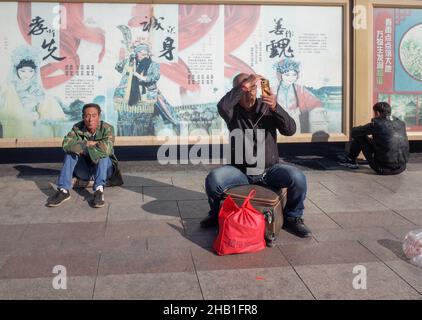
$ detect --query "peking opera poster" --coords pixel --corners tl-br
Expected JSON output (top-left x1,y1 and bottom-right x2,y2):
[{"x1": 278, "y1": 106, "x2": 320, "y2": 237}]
[{"x1": 0, "y1": 2, "x2": 344, "y2": 140}]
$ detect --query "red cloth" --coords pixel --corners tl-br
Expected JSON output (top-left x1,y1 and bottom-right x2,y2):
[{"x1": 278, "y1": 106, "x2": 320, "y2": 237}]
[{"x1": 213, "y1": 189, "x2": 266, "y2": 256}]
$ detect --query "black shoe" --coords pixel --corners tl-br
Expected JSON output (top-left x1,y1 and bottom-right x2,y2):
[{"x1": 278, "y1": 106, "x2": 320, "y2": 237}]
[
  {"x1": 283, "y1": 217, "x2": 312, "y2": 238},
  {"x1": 337, "y1": 153, "x2": 359, "y2": 169},
  {"x1": 93, "y1": 190, "x2": 105, "y2": 208},
  {"x1": 200, "y1": 214, "x2": 218, "y2": 228},
  {"x1": 47, "y1": 189, "x2": 71, "y2": 207}
]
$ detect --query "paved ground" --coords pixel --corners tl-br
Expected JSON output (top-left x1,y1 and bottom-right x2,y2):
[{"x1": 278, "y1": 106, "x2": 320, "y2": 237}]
[{"x1": 0, "y1": 154, "x2": 421, "y2": 300}]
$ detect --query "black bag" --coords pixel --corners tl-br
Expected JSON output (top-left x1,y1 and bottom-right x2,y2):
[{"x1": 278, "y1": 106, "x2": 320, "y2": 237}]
[
  {"x1": 223, "y1": 184, "x2": 287, "y2": 247},
  {"x1": 109, "y1": 164, "x2": 124, "y2": 186}
]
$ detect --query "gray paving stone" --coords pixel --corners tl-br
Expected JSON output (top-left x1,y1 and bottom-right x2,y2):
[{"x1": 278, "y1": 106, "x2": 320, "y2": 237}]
[
  {"x1": 382, "y1": 225, "x2": 422, "y2": 241},
  {"x1": 0, "y1": 177, "x2": 55, "y2": 191},
  {"x1": 319, "y1": 179, "x2": 394, "y2": 197},
  {"x1": 105, "y1": 220, "x2": 184, "y2": 241},
  {"x1": 1, "y1": 160, "x2": 422, "y2": 300},
  {"x1": 198, "y1": 267, "x2": 314, "y2": 300},
  {"x1": 326, "y1": 211, "x2": 413, "y2": 228},
  {"x1": 171, "y1": 172, "x2": 207, "y2": 190},
  {"x1": 279, "y1": 241, "x2": 379, "y2": 266},
  {"x1": 304, "y1": 172, "x2": 344, "y2": 183},
  {"x1": 94, "y1": 272, "x2": 202, "y2": 300},
  {"x1": 108, "y1": 201, "x2": 180, "y2": 222},
  {"x1": 309, "y1": 194, "x2": 389, "y2": 213},
  {"x1": 274, "y1": 229, "x2": 318, "y2": 246},
  {"x1": 313, "y1": 227, "x2": 399, "y2": 242},
  {"x1": 21, "y1": 222, "x2": 106, "y2": 244},
  {"x1": 303, "y1": 199, "x2": 325, "y2": 215},
  {"x1": 191, "y1": 246, "x2": 289, "y2": 271},
  {"x1": 147, "y1": 234, "x2": 215, "y2": 250},
  {"x1": 295, "y1": 262, "x2": 421, "y2": 299},
  {"x1": 0, "y1": 276, "x2": 96, "y2": 300},
  {"x1": 307, "y1": 182, "x2": 336, "y2": 198},
  {"x1": 98, "y1": 246, "x2": 194, "y2": 275},
  {"x1": 178, "y1": 200, "x2": 210, "y2": 219},
  {"x1": 30, "y1": 203, "x2": 109, "y2": 224},
  {"x1": 182, "y1": 218, "x2": 219, "y2": 237},
  {"x1": 143, "y1": 186, "x2": 207, "y2": 201},
  {"x1": 0, "y1": 255, "x2": 9, "y2": 271},
  {"x1": 393, "y1": 209, "x2": 422, "y2": 225},
  {"x1": 374, "y1": 173, "x2": 422, "y2": 194},
  {"x1": 0, "y1": 251, "x2": 100, "y2": 279},
  {"x1": 385, "y1": 260, "x2": 422, "y2": 294},
  {"x1": 359, "y1": 238, "x2": 409, "y2": 262},
  {"x1": 0, "y1": 224, "x2": 27, "y2": 249},
  {"x1": 1, "y1": 189, "x2": 68, "y2": 225},
  {"x1": 370, "y1": 193, "x2": 422, "y2": 211},
  {"x1": 301, "y1": 213, "x2": 341, "y2": 230},
  {"x1": 120, "y1": 173, "x2": 173, "y2": 188}
]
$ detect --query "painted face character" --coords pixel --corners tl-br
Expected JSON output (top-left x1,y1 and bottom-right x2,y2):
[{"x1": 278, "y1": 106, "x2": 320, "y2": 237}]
[
  {"x1": 280, "y1": 70, "x2": 299, "y2": 86},
  {"x1": 17, "y1": 66, "x2": 35, "y2": 82}
]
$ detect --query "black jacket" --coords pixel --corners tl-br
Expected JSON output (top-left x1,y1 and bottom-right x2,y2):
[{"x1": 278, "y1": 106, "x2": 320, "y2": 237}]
[
  {"x1": 351, "y1": 116, "x2": 409, "y2": 169},
  {"x1": 218, "y1": 85, "x2": 296, "y2": 174}
]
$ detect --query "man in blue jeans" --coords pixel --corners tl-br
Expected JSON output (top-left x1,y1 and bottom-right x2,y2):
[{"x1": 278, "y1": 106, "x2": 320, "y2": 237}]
[
  {"x1": 200, "y1": 73, "x2": 311, "y2": 238},
  {"x1": 47, "y1": 103, "x2": 123, "y2": 208}
]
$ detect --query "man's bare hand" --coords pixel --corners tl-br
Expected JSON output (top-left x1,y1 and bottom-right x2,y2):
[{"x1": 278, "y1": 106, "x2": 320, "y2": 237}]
[
  {"x1": 261, "y1": 91, "x2": 277, "y2": 111},
  {"x1": 86, "y1": 141, "x2": 97, "y2": 147},
  {"x1": 241, "y1": 74, "x2": 263, "y2": 92}
]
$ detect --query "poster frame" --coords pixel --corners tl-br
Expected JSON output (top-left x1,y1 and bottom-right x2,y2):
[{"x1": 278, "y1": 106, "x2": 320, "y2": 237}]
[
  {"x1": 354, "y1": 0, "x2": 422, "y2": 141},
  {"x1": 0, "y1": 0, "x2": 351, "y2": 147}
]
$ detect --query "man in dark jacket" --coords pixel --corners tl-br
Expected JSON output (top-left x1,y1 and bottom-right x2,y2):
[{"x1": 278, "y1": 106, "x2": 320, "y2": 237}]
[
  {"x1": 339, "y1": 102, "x2": 409, "y2": 174},
  {"x1": 200, "y1": 73, "x2": 311, "y2": 238}
]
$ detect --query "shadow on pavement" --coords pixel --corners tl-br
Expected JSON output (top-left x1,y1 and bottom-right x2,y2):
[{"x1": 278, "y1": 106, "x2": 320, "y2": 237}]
[
  {"x1": 166, "y1": 222, "x2": 215, "y2": 251},
  {"x1": 377, "y1": 238, "x2": 411, "y2": 263},
  {"x1": 13, "y1": 165, "x2": 210, "y2": 242},
  {"x1": 14, "y1": 165, "x2": 60, "y2": 197}
]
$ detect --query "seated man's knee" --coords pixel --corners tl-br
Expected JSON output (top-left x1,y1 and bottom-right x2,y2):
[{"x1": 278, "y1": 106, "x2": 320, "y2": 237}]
[
  {"x1": 205, "y1": 168, "x2": 223, "y2": 195},
  {"x1": 273, "y1": 164, "x2": 307, "y2": 189},
  {"x1": 205, "y1": 166, "x2": 240, "y2": 196},
  {"x1": 290, "y1": 168, "x2": 307, "y2": 189}
]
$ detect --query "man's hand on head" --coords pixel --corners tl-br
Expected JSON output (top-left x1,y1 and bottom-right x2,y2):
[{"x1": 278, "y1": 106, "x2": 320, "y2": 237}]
[{"x1": 241, "y1": 74, "x2": 263, "y2": 92}]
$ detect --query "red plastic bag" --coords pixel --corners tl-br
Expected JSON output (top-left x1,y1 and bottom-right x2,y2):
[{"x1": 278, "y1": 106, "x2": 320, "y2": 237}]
[{"x1": 213, "y1": 189, "x2": 266, "y2": 255}]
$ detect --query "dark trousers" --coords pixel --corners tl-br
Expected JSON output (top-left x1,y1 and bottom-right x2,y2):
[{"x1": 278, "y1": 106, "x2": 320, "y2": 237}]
[{"x1": 348, "y1": 136, "x2": 405, "y2": 175}]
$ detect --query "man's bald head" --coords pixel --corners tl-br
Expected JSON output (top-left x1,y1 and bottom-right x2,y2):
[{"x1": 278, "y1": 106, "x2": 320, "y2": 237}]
[{"x1": 233, "y1": 73, "x2": 249, "y2": 87}]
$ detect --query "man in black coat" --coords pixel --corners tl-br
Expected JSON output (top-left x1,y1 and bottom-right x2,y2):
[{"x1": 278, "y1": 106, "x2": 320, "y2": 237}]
[
  {"x1": 339, "y1": 102, "x2": 409, "y2": 175},
  {"x1": 200, "y1": 73, "x2": 311, "y2": 238}
]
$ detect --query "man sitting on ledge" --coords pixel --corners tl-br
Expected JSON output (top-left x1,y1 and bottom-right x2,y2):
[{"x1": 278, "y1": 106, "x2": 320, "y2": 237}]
[{"x1": 47, "y1": 103, "x2": 123, "y2": 208}]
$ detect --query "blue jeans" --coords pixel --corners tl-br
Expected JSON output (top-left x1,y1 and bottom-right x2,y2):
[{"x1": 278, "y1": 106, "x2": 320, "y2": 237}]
[
  {"x1": 57, "y1": 153, "x2": 113, "y2": 191},
  {"x1": 205, "y1": 164, "x2": 307, "y2": 218}
]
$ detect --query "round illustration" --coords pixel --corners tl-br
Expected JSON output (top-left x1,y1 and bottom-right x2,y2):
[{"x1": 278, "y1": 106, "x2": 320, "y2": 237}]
[{"x1": 399, "y1": 24, "x2": 422, "y2": 81}]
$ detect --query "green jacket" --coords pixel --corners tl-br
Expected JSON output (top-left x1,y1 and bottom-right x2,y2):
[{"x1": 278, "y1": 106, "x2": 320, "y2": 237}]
[{"x1": 62, "y1": 120, "x2": 123, "y2": 186}]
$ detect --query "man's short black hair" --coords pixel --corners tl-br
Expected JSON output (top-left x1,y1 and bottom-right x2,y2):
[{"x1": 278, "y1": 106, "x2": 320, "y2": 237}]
[
  {"x1": 82, "y1": 103, "x2": 101, "y2": 116},
  {"x1": 373, "y1": 102, "x2": 391, "y2": 118}
]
